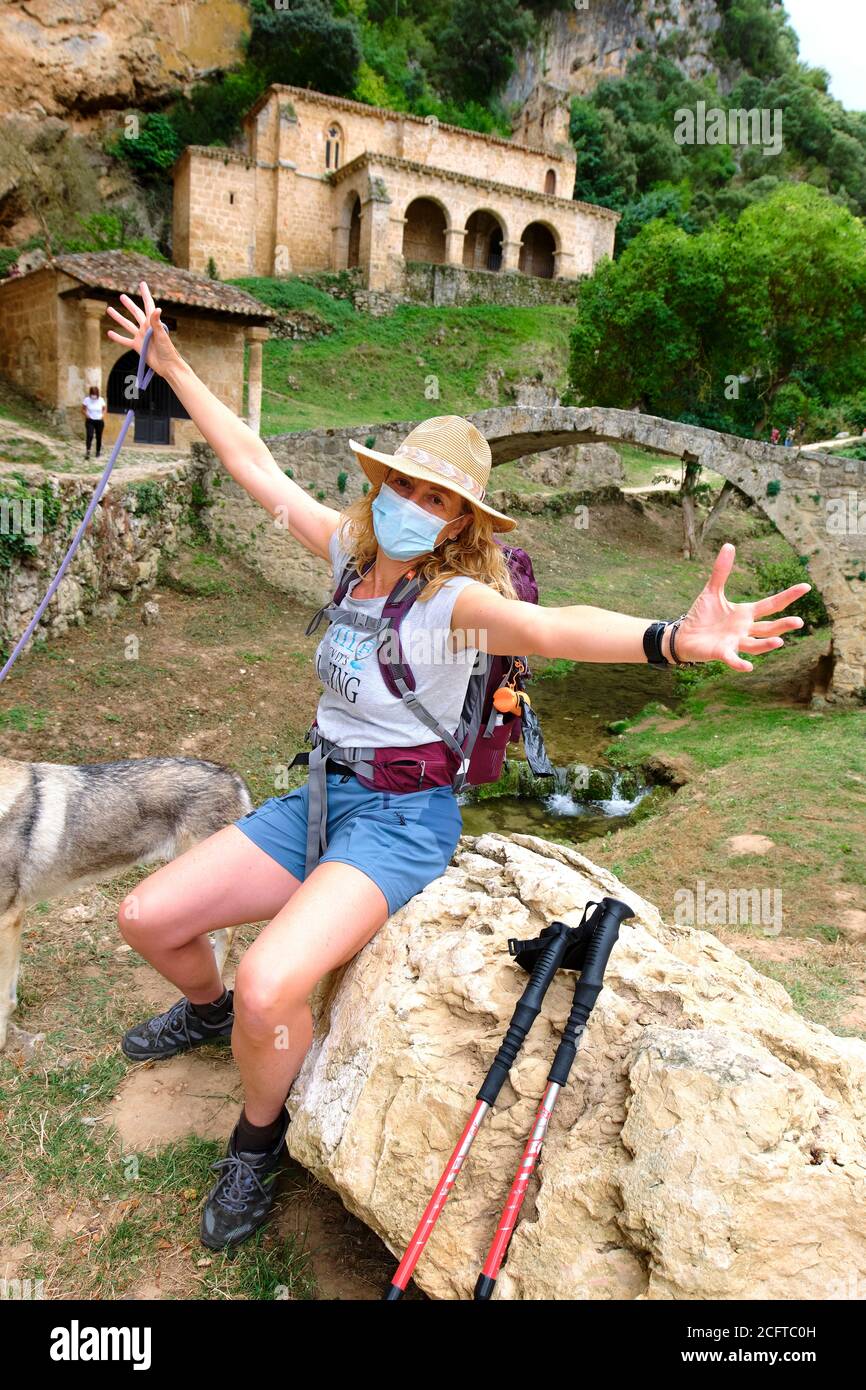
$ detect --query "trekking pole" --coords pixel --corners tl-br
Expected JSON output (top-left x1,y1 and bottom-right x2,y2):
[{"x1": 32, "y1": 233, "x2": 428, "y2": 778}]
[
  {"x1": 384, "y1": 909, "x2": 600, "y2": 1300},
  {"x1": 474, "y1": 895, "x2": 635, "y2": 1301}
]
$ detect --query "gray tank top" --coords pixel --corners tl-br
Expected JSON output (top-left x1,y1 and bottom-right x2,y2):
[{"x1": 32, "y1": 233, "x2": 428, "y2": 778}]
[{"x1": 313, "y1": 524, "x2": 481, "y2": 750}]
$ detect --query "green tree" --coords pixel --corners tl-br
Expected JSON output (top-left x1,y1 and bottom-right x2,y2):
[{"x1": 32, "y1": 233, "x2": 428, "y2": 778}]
[
  {"x1": 614, "y1": 184, "x2": 699, "y2": 253},
  {"x1": 168, "y1": 69, "x2": 268, "y2": 148},
  {"x1": 570, "y1": 99, "x2": 637, "y2": 209},
  {"x1": 247, "y1": 0, "x2": 362, "y2": 96},
  {"x1": 108, "y1": 113, "x2": 182, "y2": 181},
  {"x1": 431, "y1": 0, "x2": 534, "y2": 106},
  {"x1": 712, "y1": 0, "x2": 799, "y2": 74},
  {"x1": 567, "y1": 185, "x2": 866, "y2": 436},
  {"x1": 567, "y1": 219, "x2": 728, "y2": 419},
  {"x1": 724, "y1": 185, "x2": 866, "y2": 427}
]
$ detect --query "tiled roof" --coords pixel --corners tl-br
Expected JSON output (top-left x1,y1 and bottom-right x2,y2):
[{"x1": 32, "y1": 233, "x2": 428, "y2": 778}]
[{"x1": 52, "y1": 252, "x2": 276, "y2": 320}]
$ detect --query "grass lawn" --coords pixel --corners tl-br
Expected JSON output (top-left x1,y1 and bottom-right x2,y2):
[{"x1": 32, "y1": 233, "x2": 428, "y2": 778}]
[
  {"x1": 231, "y1": 277, "x2": 576, "y2": 434},
  {"x1": 593, "y1": 661, "x2": 866, "y2": 1035}
]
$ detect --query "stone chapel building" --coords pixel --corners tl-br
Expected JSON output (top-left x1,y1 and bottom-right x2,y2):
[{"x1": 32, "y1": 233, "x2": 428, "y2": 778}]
[
  {"x1": 173, "y1": 82, "x2": 618, "y2": 293},
  {"x1": 0, "y1": 252, "x2": 275, "y2": 448}
]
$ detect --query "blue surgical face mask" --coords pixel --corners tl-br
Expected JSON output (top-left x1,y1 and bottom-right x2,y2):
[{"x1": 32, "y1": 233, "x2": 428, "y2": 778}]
[{"x1": 371, "y1": 483, "x2": 450, "y2": 560}]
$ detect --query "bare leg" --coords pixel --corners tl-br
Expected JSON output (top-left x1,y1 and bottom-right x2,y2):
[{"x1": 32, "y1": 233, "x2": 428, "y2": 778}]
[
  {"x1": 231, "y1": 860, "x2": 391, "y2": 1123},
  {"x1": 0, "y1": 906, "x2": 24, "y2": 1049},
  {"x1": 117, "y1": 825, "x2": 302, "y2": 1004}
]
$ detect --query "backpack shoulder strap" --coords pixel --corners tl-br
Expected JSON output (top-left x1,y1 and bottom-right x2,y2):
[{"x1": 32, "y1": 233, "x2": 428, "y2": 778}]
[
  {"x1": 376, "y1": 567, "x2": 427, "y2": 697},
  {"x1": 305, "y1": 556, "x2": 373, "y2": 635}
]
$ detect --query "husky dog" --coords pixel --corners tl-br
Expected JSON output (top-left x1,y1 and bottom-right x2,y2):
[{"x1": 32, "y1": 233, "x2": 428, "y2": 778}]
[{"x1": 0, "y1": 756, "x2": 253, "y2": 1049}]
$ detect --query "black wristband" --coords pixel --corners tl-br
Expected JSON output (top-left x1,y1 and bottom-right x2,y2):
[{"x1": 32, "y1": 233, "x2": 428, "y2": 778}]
[{"x1": 643, "y1": 621, "x2": 670, "y2": 668}]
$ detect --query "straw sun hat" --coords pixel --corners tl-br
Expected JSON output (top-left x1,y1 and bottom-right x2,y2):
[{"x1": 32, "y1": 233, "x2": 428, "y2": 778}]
[{"x1": 348, "y1": 415, "x2": 517, "y2": 532}]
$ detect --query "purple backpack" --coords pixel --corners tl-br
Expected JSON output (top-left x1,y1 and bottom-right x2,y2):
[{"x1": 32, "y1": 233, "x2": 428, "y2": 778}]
[{"x1": 305, "y1": 541, "x2": 553, "y2": 795}]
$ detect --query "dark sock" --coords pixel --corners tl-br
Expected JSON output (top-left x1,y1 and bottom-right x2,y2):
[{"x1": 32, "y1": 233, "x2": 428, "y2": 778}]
[
  {"x1": 236, "y1": 1106, "x2": 287, "y2": 1155},
  {"x1": 190, "y1": 989, "x2": 232, "y2": 1025}
]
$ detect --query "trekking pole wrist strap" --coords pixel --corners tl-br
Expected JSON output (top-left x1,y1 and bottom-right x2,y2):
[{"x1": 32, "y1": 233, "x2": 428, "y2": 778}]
[
  {"x1": 477, "y1": 921, "x2": 572, "y2": 1107},
  {"x1": 548, "y1": 898, "x2": 634, "y2": 1086}
]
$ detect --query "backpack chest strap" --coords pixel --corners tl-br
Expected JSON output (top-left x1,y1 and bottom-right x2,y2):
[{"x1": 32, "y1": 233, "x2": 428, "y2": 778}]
[{"x1": 312, "y1": 604, "x2": 389, "y2": 634}]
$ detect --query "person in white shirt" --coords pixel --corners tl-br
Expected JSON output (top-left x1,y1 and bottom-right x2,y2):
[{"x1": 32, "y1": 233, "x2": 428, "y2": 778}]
[{"x1": 82, "y1": 385, "x2": 106, "y2": 457}]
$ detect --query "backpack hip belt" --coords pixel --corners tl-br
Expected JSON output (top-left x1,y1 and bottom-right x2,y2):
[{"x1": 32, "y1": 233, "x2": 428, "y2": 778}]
[{"x1": 288, "y1": 724, "x2": 467, "y2": 881}]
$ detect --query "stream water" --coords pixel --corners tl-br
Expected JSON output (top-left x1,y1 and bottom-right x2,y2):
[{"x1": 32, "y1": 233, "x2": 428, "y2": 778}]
[{"x1": 459, "y1": 661, "x2": 679, "y2": 845}]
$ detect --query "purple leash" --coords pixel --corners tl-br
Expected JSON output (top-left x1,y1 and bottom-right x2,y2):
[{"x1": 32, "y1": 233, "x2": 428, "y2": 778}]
[{"x1": 0, "y1": 328, "x2": 155, "y2": 684}]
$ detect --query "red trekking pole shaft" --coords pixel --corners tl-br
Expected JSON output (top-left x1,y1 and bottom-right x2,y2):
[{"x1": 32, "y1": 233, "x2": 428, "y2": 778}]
[
  {"x1": 474, "y1": 895, "x2": 635, "y2": 1300},
  {"x1": 385, "y1": 918, "x2": 575, "y2": 1300},
  {"x1": 475, "y1": 1081, "x2": 560, "y2": 1294}
]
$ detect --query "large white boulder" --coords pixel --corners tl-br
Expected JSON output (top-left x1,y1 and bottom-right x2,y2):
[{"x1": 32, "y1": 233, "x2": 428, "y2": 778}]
[{"x1": 287, "y1": 833, "x2": 866, "y2": 1300}]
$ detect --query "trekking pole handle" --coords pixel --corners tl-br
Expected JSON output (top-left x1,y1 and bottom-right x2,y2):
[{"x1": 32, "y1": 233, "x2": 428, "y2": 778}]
[
  {"x1": 547, "y1": 896, "x2": 635, "y2": 1088},
  {"x1": 477, "y1": 920, "x2": 573, "y2": 1107}
]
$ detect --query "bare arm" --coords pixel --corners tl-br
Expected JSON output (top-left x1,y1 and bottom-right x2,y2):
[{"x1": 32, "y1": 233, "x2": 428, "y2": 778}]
[
  {"x1": 162, "y1": 356, "x2": 340, "y2": 558},
  {"x1": 451, "y1": 544, "x2": 809, "y2": 673},
  {"x1": 106, "y1": 281, "x2": 340, "y2": 561},
  {"x1": 451, "y1": 583, "x2": 680, "y2": 663}
]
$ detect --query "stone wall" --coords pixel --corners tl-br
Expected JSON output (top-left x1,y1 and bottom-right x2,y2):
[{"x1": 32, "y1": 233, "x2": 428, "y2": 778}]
[
  {"x1": 514, "y1": 442, "x2": 624, "y2": 489},
  {"x1": 0, "y1": 267, "x2": 60, "y2": 404},
  {"x1": 401, "y1": 261, "x2": 583, "y2": 308},
  {"x1": 172, "y1": 149, "x2": 260, "y2": 279},
  {"x1": 188, "y1": 426, "x2": 626, "y2": 605},
  {"x1": 0, "y1": 461, "x2": 191, "y2": 649}
]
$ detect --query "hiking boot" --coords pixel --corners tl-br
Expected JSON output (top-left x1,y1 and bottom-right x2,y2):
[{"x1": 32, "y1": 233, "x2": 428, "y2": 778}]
[
  {"x1": 121, "y1": 991, "x2": 234, "y2": 1061},
  {"x1": 200, "y1": 1108, "x2": 290, "y2": 1251}
]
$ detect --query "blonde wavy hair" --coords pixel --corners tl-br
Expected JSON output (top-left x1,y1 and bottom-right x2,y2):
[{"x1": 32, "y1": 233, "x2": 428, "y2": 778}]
[{"x1": 335, "y1": 476, "x2": 517, "y2": 601}]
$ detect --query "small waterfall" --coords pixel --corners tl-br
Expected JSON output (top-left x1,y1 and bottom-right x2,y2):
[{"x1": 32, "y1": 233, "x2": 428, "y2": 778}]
[
  {"x1": 596, "y1": 770, "x2": 652, "y2": 817},
  {"x1": 544, "y1": 764, "x2": 582, "y2": 817},
  {"x1": 542, "y1": 766, "x2": 651, "y2": 820}
]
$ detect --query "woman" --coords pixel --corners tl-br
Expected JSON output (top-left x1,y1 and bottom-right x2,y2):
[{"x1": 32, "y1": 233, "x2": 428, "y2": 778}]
[
  {"x1": 82, "y1": 383, "x2": 106, "y2": 458},
  {"x1": 107, "y1": 282, "x2": 809, "y2": 1251}
]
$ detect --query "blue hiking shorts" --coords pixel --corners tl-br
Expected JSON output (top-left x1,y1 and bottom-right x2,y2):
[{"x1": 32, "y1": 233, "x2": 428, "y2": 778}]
[{"x1": 234, "y1": 771, "x2": 463, "y2": 917}]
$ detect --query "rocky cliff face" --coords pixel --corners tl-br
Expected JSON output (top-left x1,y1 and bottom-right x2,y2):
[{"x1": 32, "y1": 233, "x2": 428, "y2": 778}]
[
  {"x1": 0, "y1": 0, "x2": 249, "y2": 120},
  {"x1": 2, "y1": 1, "x2": 729, "y2": 127},
  {"x1": 505, "y1": 0, "x2": 725, "y2": 109}
]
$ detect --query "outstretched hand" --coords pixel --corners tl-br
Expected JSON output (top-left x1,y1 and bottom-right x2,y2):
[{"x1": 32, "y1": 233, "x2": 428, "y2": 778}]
[
  {"x1": 106, "y1": 280, "x2": 180, "y2": 378},
  {"x1": 673, "y1": 543, "x2": 810, "y2": 672}
]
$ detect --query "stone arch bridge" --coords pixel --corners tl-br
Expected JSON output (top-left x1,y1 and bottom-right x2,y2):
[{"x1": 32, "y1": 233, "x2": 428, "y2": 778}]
[{"x1": 471, "y1": 406, "x2": 866, "y2": 702}]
